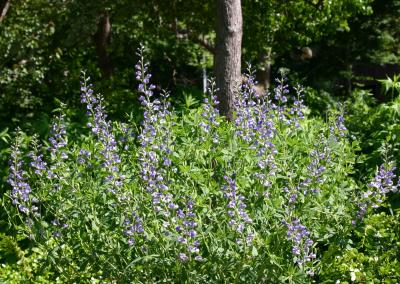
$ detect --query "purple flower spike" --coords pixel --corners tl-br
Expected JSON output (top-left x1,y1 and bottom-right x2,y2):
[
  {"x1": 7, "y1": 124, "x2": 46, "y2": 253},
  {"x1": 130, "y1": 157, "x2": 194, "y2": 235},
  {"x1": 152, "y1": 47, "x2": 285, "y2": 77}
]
[
  {"x1": 283, "y1": 218, "x2": 316, "y2": 275},
  {"x1": 7, "y1": 131, "x2": 40, "y2": 219},
  {"x1": 124, "y1": 211, "x2": 144, "y2": 245},
  {"x1": 222, "y1": 175, "x2": 254, "y2": 245},
  {"x1": 355, "y1": 162, "x2": 397, "y2": 222},
  {"x1": 174, "y1": 198, "x2": 202, "y2": 261},
  {"x1": 80, "y1": 72, "x2": 124, "y2": 197},
  {"x1": 235, "y1": 67, "x2": 278, "y2": 193},
  {"x1": 200, "y1": 79, "x2": 220, "y2": 143}
]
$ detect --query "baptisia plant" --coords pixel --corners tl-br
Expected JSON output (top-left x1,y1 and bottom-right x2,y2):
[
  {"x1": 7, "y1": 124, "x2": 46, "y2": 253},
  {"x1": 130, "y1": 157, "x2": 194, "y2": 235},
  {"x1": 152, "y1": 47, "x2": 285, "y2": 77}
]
[{"x1": 4, "y1": 47, "x2": 398, "y2": 283}]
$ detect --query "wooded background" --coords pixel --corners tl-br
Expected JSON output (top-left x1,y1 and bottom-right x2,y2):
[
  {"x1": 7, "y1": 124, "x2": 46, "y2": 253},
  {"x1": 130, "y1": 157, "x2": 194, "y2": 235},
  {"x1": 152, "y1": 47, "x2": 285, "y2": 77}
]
[{"x1": 0, "y1": 0, "x2": 399, "y2": 125}]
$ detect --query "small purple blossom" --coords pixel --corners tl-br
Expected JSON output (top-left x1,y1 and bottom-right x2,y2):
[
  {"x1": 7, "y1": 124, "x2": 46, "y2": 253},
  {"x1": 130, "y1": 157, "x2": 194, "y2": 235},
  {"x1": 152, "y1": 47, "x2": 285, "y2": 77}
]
[
  {"x1": 124, "y1": 212, "x2": 144, "y2": 246},
  {"x1": 29, "y1": 149, "x2": 47, "y2": 176},
  {"x1": 51, "y1": 218, "x2": 69, "y2": 238},
  {"x1": 179, "y1": 253, "x2": 189, "y2": 262},
  {"x1": 77, "y1": 149, "x2": 91, "y2": 164}
]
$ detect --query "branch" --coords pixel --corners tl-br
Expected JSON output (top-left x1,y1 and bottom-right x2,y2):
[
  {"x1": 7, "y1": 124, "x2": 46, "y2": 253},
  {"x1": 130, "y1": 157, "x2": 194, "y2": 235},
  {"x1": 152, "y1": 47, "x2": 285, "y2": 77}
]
[
  {"x1": 167, "y1": 24, "x2": 215, "y2": 54},
  {"x1": 0, "y1": 0, "x2": 11, "y2": 23},
  {"x1": 188, "y1": 33, "x2": 215, "y2": 54},
  {"x1": 304, "y1": 0, "x2": 324, "y2": 10}
]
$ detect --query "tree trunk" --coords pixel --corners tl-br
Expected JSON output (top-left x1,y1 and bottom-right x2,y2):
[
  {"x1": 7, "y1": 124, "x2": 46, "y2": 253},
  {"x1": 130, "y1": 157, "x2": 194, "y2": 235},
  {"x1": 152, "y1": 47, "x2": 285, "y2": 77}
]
[
  {"x1": 215, "y1": 0, "x2": 242, "y2": 120},
  {"x1": 258, "y1": 47, "x2": 272, "y2": 91},
  {"x1": 94, "y1": 11, "x2": 113, "y2": 78}
]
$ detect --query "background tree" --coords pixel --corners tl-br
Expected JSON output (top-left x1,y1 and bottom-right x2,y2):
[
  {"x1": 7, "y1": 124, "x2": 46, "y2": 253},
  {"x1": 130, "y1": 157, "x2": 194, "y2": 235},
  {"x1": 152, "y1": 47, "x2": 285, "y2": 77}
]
[
  {"x1": 0, "y1": 0, "x2": 385, "y2": 128},
  {"x1": 242, "y1": 0, "x2": 373, "y2": 90},
  {"x1": 300, "y1": 0, "x2": 400, "y2": 97},
  {"x1": 215, "y1": 0, "x2": 242, "y2": 119}
]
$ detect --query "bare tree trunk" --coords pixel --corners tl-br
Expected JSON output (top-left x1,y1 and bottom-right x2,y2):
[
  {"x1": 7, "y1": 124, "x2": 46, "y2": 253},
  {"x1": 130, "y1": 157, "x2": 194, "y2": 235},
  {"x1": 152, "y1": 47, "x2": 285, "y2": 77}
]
[
  {"x1": 202, "y1": 54, "x2": 208, "y2": 93},
  {"x1": 0, "y1": 0, "x2": 11, "y2": 23},
  {"x1": 215, "y1": 0, "x2": 242, "y2": 120},
  {"x1": 258, "y1": 47, "x2": 272, "y2": 91},
  {"x1": 94, "y1": 11, "x2": 113, "y2": 78}
]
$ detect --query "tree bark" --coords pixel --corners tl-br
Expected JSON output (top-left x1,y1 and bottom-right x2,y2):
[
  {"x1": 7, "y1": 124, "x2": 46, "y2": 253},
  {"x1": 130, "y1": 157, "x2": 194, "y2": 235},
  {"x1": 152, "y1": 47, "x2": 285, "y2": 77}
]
[
  {"x1": 258, "y1": 47, "x2": 272, "y2": 91},
  {"x1": 94, "y1": 11, "x2": 113, "y2": 78},
  {"x1": 0, "y1": 0, "x2": 11, "y2": 23},
  {"x1": 215, "y1": 0, "x2": 242, "y2": 120}
]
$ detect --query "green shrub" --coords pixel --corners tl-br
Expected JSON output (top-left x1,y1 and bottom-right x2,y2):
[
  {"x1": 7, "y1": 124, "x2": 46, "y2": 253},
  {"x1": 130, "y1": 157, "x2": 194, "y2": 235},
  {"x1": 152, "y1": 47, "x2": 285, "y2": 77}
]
[{"x1": 319, "y1": 212, "x2": 400, "y2": 283}]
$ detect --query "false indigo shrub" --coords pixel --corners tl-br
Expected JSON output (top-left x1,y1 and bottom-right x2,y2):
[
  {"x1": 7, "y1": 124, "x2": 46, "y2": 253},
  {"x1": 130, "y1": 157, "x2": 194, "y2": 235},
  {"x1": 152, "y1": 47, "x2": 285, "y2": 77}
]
[{"x1": 3, "y1": 53, "x2": 399, "y2": 283}]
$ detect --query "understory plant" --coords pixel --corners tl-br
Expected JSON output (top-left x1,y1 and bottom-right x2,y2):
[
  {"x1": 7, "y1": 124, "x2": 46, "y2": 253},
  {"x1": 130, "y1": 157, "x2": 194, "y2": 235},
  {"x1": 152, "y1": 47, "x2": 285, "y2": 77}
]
[
  {"x1": 2, "y1": 48, "x2": 399, "y2": 283},
  {"x1": 345, "y1": 85, "x2": 400, "y2": 179}
]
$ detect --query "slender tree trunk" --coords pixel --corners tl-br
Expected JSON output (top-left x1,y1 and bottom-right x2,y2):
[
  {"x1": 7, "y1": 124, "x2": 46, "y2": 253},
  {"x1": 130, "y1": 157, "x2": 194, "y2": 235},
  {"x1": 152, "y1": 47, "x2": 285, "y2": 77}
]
[
  {"x1": 94, "y1": 11, "x2": 113, "y2": 78},
  {"x1": 0, "y1": 0, "x2": 11, "y2": 22},
  {"x1": 203, "y1": 53, "x2": 208, "y2": 93},
  {"x1": 215, "y1": 0, "x2": 242, "y2": 120},
  {"x1": 258, "y1": 47, "x2": 272, "y2": 91}
]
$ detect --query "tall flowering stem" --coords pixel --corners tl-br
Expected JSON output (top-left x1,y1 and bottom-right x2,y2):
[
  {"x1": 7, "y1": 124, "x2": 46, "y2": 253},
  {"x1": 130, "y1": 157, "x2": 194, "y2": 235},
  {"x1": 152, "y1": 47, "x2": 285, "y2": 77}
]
[
  {"x1": 272, "y1": 77, "x2": 290, "y2": 124},
  {"x1": 25, "y1": 115, "x2": 70, "y2": 239},
  {"x1": 28, "y1": 136, "x2": 48, "y2": 178},
  {"x1": 80, "y1": 72, "x2": 136, "y2": 245},
  {"x1": 234, "y1": 68, "x2": 260, "y2": 144},
  {"x1": 124, "y1": 210, "x2": 144, "y2": 246},
  {"x1": 295, "y1": 138, "x2": 331, "y2": 200},
  {"x1": 136, "y1": 45, "x2": 172, "y2": 212},
  {"x1": 42, "y1": 110, "x2": 72, "y2": 237},
  {"x1": 289, "y1": 84, "x2": 306, "y2": 128},
  {"x1": 329, "y1": 109, "x2": 348, "y2": 140},
  {"x1": 135, "y1": 46, "x2": 177, "y2": 236},
  {"x1": 48, "y1": 112, "x2": 68, "y2": 162},
  {"x1": 80, "y1": 72, "x2": 125, "y2": 197},
  {"x1": 235, "y1": 68, "x2": 277, "y2": 194},
  {"x1": 46, "y1": 112, "x2": 69, "y2": 186},
  {"x1": 7, "y1": 129, "x2": 40, "y2": 222},
  {"x1": 200, "y1": 79, "x2": 220, "y2": 144},
  {"x1": 136, "y1": 46, "x2": 203, "y2": 261}
]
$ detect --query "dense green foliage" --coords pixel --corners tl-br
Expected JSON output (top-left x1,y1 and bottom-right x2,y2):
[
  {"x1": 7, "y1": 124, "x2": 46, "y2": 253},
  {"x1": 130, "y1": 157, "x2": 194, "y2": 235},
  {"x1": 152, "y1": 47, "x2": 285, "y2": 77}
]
[{"x1": 345, "y1": 88, "x2": 400, "y2": 176}]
